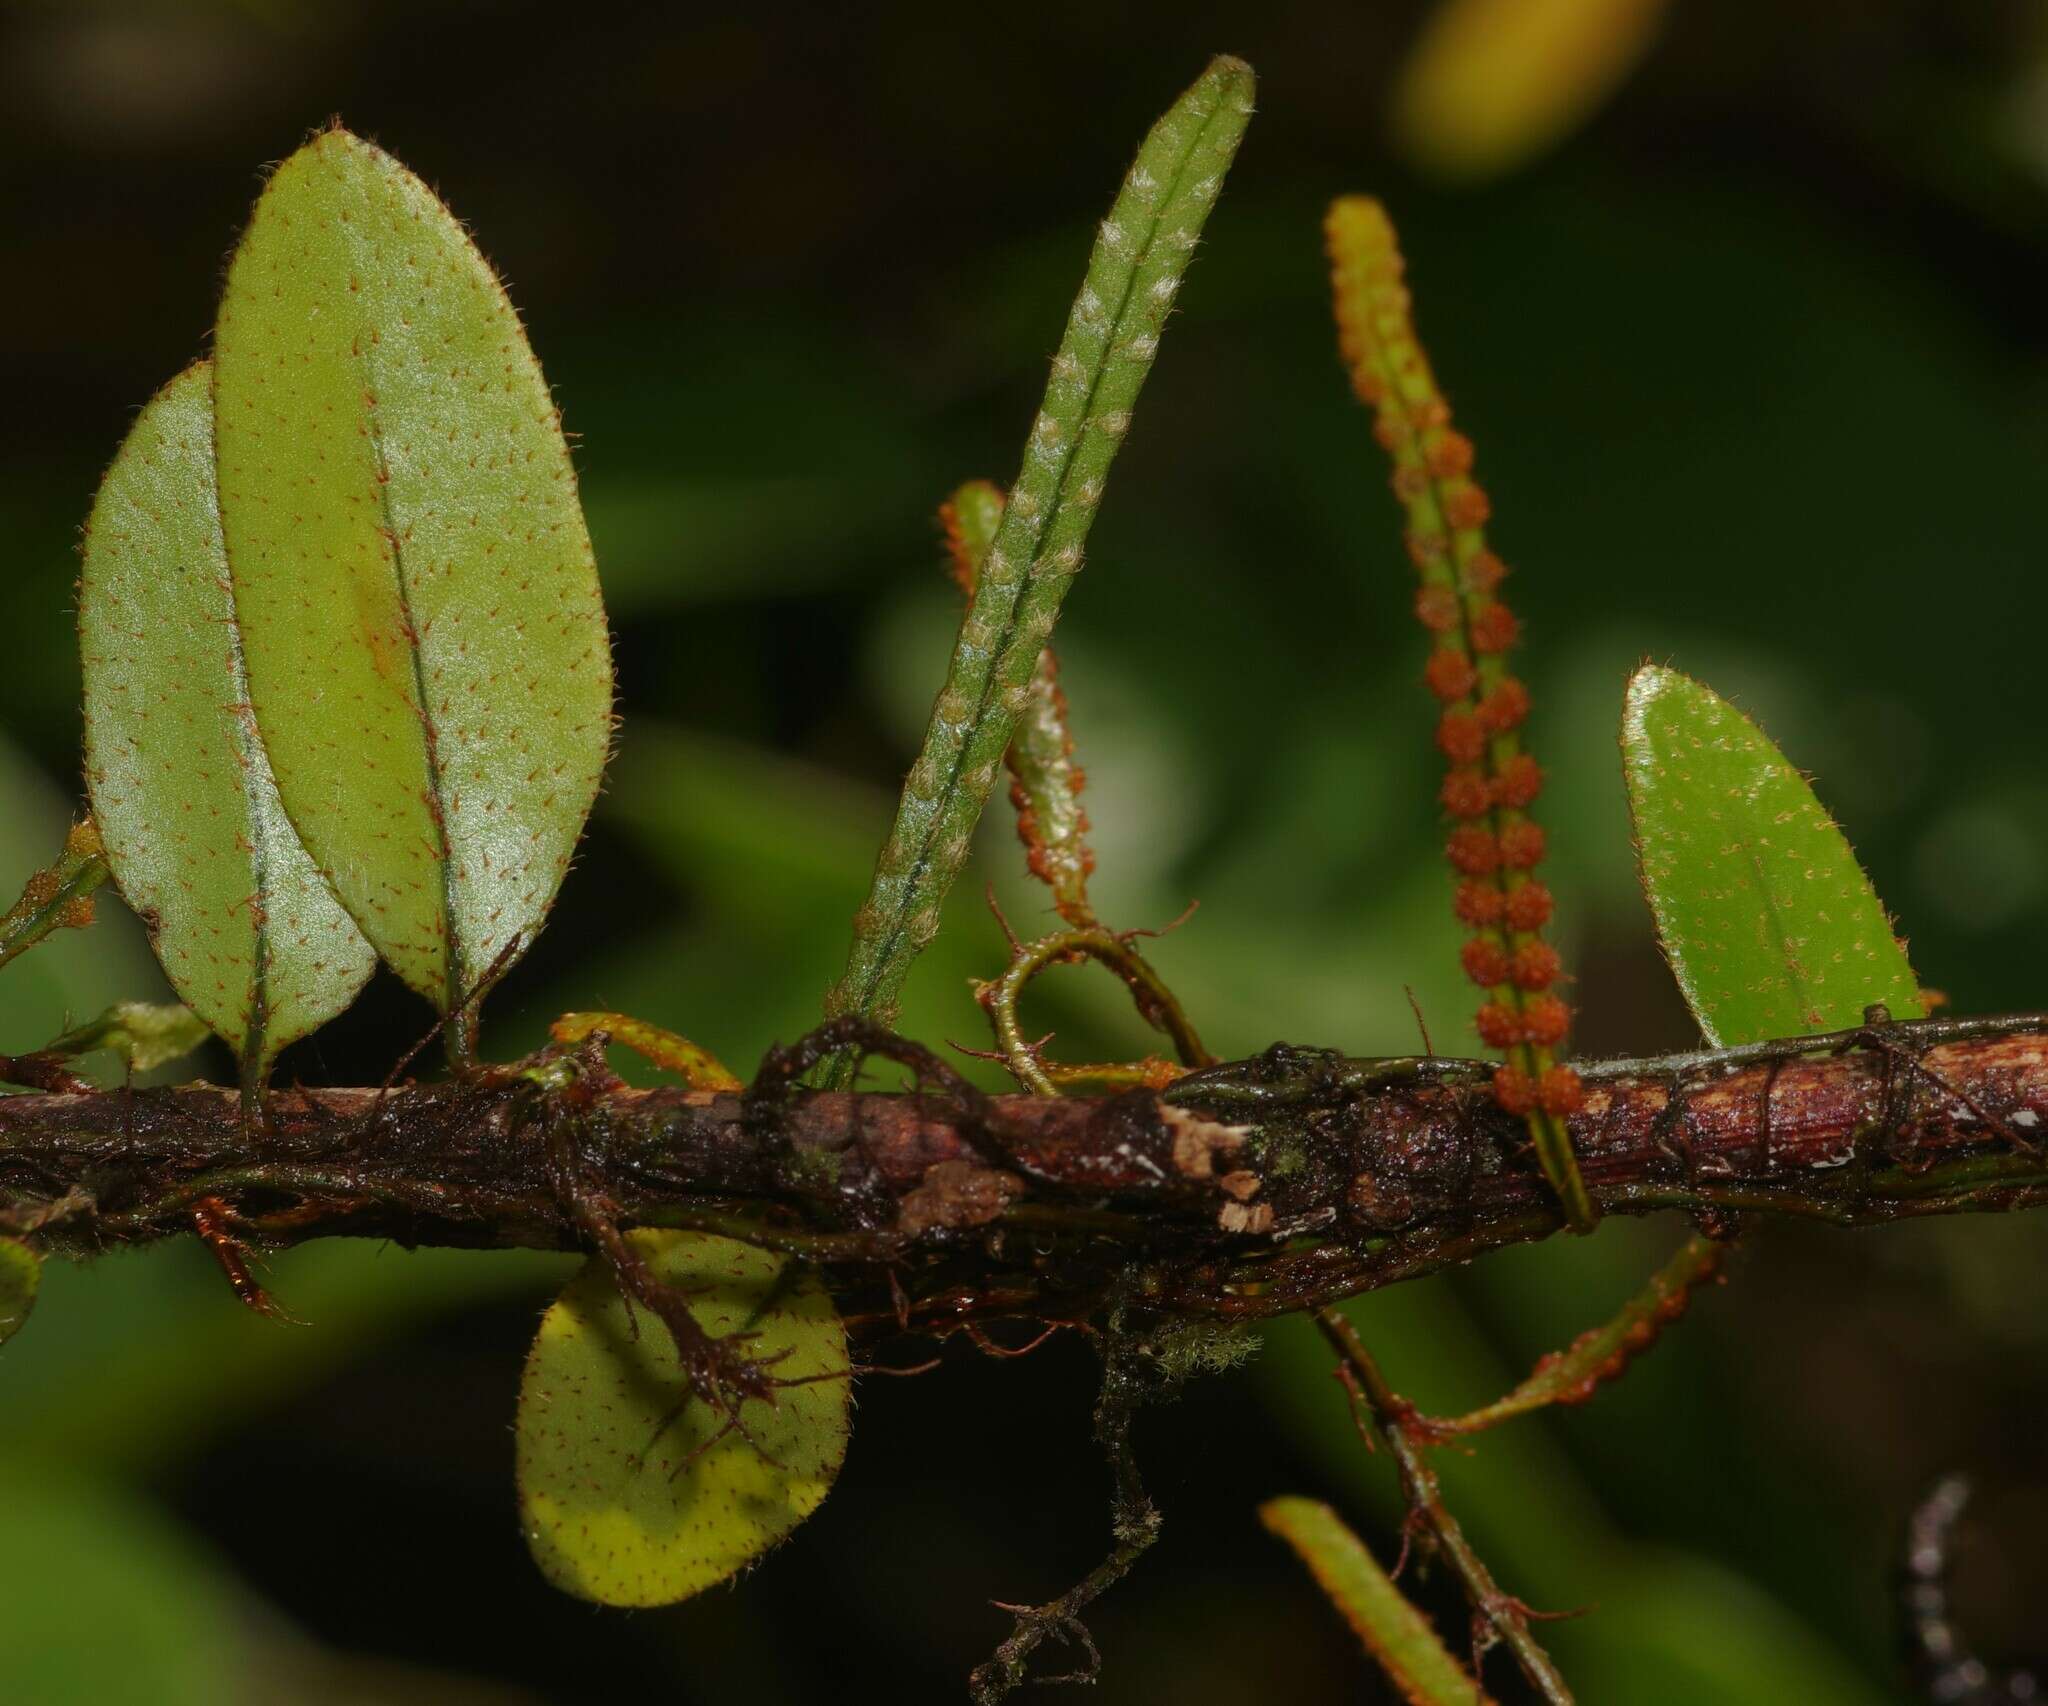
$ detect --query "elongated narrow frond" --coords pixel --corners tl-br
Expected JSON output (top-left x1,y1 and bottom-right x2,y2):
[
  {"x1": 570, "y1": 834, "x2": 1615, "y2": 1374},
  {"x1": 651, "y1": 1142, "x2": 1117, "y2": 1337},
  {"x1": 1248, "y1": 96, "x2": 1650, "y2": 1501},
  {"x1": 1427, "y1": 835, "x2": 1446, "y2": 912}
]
[
  {"x1": 821, "y1": 57, "x2": 1254, "y2": 1073},
  {"x1": 1261, "y1": 1497, "x2": 1497, "y2": 1704}
]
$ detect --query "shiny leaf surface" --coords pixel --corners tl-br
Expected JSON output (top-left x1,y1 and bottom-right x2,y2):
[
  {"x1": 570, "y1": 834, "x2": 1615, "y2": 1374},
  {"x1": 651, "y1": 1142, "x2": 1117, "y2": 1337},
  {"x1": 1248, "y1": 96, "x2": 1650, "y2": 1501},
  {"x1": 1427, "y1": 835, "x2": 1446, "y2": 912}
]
[
  {"x1": 1622, "y1": 664, "x2": 1922, "y2": 1045},
  {"x1": 213, "y1": 129, "x2": 613, "y2": 1026}
]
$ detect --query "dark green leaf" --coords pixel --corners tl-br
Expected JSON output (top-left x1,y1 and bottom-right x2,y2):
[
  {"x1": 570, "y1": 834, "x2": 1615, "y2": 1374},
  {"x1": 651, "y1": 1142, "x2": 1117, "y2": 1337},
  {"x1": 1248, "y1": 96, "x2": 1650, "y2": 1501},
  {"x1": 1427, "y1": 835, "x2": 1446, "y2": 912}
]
[{"x1": 1621, "y1": 664, "x2": 1922, "y2": 1045}]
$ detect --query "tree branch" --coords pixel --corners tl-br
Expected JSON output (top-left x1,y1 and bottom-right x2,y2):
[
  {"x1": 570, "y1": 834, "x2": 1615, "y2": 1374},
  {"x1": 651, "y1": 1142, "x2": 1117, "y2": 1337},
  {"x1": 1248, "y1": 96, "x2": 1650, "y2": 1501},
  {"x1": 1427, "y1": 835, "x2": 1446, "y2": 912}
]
[{"x1": 5, "y1": 1013, "x2": 2046, "y2": 1330}]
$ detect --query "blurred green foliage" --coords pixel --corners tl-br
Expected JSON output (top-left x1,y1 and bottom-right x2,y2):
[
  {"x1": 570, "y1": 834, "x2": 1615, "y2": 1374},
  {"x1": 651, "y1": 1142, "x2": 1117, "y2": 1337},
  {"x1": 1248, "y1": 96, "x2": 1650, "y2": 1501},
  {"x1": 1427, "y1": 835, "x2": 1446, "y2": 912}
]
[{"x1": 3, "y1": 3, "x2": 2047, "y2": 1701}]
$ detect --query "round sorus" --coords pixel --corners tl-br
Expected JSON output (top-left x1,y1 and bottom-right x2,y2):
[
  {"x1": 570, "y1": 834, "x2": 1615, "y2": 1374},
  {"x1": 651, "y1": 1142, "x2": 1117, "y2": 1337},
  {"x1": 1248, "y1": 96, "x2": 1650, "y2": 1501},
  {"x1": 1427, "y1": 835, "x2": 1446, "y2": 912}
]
[
  {"x1": 1444, "y1": 486, "x2": 1492, "y2": 529},
  {"x1": 1493, "y1": 753, "x2": 1543, "y2": 810},
  {"x1": 1415, "y1": 584, "x2": 1460, "y2": 630},
  {"x1": 1393, "y1": 465, "x2": 1430, "y2": 502},
  {"x1": 1439, "y1": 767, "x2": 1492, "y2": 818},
  {"x1": 1424, "y1": 648, "x2": 1478, "y2": 702},
  {"x1": 1474, "y1": 1002, "x2": 1522, "y2": 1047},
  {"x1": 1498, "y1": 820, "x2": 1547, "y2": 870},
  {"x1": 1502, "y1": 881, "x2": 1553, "y2": 931},
  {"x1": 1462, "y1": 549, "x2": 1507, "y2": 595},
  {"x1": 1407, "y1": 530, "x2": 1449, "y2": 570},
  {"x1": 1453, "y1": 879, "x2": 1505, "y2": 926},
  {"x1": 1461, "y1": 937, "x2": 1510, "y2": 988},
  {"x1": 1446, "y1": 826, "x2": 1500, "y2": 876},
  {"x1": 1467, "y1": 602, "x2": 1520, "y2": 654},
  {"x1": 1491, "y1": 1065, "x2": 1538, "y2": 1116},
  {"x1": 1509, "y1": 941, "x2": 1561, "y2": 990},
  {"x1": 1475, "y1": 678, "x2": 1531, "y2": 734},
  {"x1": 1520, "y1": 993, "x2": 1571, "y2": 1047},
  {"x1": 1436, "y1": 710, "x2": 1486, "y2": 765},
  {"x1": 1538, "y1": 1066, "x2": 1586, "y2": 1118},
  {"x1": 1425, "y1": 431, "x2": 1475, "y2": 479}
]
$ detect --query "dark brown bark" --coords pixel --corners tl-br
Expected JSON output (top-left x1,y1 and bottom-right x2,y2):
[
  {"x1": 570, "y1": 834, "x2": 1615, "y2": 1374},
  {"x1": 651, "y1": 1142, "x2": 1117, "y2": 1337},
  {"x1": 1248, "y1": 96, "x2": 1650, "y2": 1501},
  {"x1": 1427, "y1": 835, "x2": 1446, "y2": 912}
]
[{"x1": 4, "y1": 1013, "x2": 2046, "y2": 1328}]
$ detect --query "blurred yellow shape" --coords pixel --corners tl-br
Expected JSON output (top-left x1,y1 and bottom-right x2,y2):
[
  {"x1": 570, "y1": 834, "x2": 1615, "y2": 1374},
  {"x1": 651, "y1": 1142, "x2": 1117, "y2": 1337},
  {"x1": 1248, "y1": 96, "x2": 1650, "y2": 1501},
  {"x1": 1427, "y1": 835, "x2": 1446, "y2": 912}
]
[{"x1": 1392, "y1": 0, "x2": 1668, "y2": 180}]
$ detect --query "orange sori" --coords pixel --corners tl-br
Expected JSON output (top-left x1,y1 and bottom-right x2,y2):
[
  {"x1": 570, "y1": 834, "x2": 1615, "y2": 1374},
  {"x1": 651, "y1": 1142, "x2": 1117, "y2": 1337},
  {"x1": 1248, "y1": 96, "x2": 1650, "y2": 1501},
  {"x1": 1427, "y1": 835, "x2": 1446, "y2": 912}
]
[{"x1": 1325, "y1": 196, "x2": 1594, "y2": 1229}]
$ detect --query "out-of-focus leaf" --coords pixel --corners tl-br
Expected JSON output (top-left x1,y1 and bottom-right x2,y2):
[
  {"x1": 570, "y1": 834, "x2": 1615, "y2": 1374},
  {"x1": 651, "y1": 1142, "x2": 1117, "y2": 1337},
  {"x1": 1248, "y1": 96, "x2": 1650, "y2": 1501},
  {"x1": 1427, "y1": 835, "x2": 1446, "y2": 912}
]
[
  {"x1": 1391, "y1": 0, "x2": 1667, "y2": 180},
  {"x1": 0, "y1": 1238, "x2": 39, "y2": 1348},
  {"x1": 0, "y1": 1242, "x2": 572, "y2": 1471},
  {"x1": 822, "y1": 57, "x2": 1255, "y2": 1067},
  {"x1": 80, "y1": 365, "x2": 374, "y2": 1080},
  {"x1": 213, "y1": 128, "x2": 613, "y2": 1030},
  {"x1": 45, "y1": 1001, "x2": 212, "y2": 1074},
  {"x1": 1621, "y1": 664, "x2": 1922, "y2": 1045},
  {"x1": 0, "y1": 1461, "x2": 254, "y2": 1706},
  {"x1": 1257, "y1": 1287, "x2": 1885, "y2": 1705},
  {"x1": 0, "y1": 741, "x2": 171, "y2": 1076},
  {"x1": 1261, "y1": 1496, "x2": 1497, "y2": 1703},
  {"x1": 517, "y1": 1230, "x2": 849, "y2": 1607}
]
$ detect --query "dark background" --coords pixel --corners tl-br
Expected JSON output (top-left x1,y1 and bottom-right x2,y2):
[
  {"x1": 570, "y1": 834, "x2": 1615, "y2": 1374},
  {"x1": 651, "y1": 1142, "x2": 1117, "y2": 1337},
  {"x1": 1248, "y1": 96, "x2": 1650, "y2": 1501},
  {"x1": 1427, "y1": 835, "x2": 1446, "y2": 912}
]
[{"x1": 3, "y1": 2, "x2": 2047, "y2": 1701}]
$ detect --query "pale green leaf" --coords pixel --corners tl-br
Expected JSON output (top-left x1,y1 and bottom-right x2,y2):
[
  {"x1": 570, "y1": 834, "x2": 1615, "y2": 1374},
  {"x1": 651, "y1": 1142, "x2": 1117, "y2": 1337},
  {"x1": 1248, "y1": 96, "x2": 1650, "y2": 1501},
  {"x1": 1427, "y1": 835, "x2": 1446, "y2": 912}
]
[
  {"x1": 516, "y1": 1231, "x2": 850, "y2": 1607},
  {"x1": 79, "y1": 365, "x2": 374, "y2": 1079},
  {"x1": 1621, "y1": 665, "x2": 1922, "y2": 1046},
  {"x1": 45, "y1": 1001, "x2": 213, "y2": 1074},
  {"x1": 0, "y1": 1238, "x2": 38, "y2": 1348},
  {"x1": 213, "y1": 128, "x2": 614, "y2": 1030}
]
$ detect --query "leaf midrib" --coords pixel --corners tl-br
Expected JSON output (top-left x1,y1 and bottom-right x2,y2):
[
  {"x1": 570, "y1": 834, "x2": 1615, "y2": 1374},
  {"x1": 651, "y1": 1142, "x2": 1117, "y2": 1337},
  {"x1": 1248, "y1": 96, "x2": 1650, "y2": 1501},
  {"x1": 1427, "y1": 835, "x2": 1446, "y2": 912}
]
[{"x1": 844, "y1": 90, "x2": 1231, "y2": 1015}]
